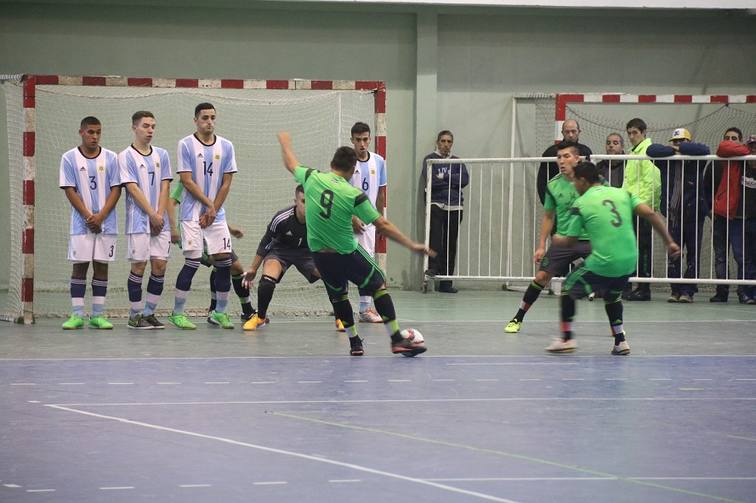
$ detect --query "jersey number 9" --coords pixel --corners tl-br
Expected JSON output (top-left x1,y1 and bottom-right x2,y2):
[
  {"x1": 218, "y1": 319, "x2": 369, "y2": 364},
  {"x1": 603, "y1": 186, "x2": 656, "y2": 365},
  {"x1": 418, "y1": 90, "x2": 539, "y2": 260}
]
[{"x1": 319, "y1": 190, "x2": 334, "y2": 219}]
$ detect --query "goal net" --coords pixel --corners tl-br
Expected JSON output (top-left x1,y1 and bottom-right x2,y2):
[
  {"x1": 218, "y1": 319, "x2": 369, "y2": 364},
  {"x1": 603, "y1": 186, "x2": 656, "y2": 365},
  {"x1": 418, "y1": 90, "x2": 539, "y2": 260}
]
[{"x1": 1, "y1": 76, "x2": 382, "y2": 321}]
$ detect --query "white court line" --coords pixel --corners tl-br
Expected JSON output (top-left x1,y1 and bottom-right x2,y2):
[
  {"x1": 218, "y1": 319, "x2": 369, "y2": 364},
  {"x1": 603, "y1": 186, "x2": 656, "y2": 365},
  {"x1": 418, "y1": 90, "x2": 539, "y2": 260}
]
[
  {"x1": 344, "y1": 379, "x2": 368, "y2": 383},
  {"x1": 26, "y1": 489, "x2": 55, "y2": 493},
  {"x1": 49, "y1": 396, "x2": 756, "y2": 407},
  {"x1": 329, "y1": 479, "x2": 362, "y2": 483},
  {"x1": 448, "y1": 362, "x2": 578, "y2": 366},
  {"x1": 251, "y1": 381, "x2": 277, "y2": 384},
  {"x1": 45, "y1": 404, "x2": 519, "y2": 503},
  {"x1": 157, "y1": 382, "x2": 181, "y2": 385},
  {"x1": 427, "y1": 476, "x2": 756, "y2": 482},
  {"x1": 99, "y1": 486, "x2": 134, "y2": 490},
  {"x1": 3, "y1": 483, "x2": 22, "y2": 488},
  {"x1": 107, "y1": 382, "x2": 134, "y2": 385},
  {"x1": 58, "y1": 382, "x2": 85, "y2": 385},
  {"x1": 297, "y1": 380, "x2": 322, "y2": 384},
  {"x1": 428, "y1": 477, "x2": 616, "y2": 482},
  {"x1": 10, "y1": 382, "x2": 36, "y2": 386},
  {"x1": 519, "y1": 379, "x2": 541, "y2": 381},
  {"x1": 179, "y1": 484, "x2": 212, "y2": 488},
  {"x1": 388, "y1": 379, "x2": 411, "y2": 383},
  {"x1": 204, "y1": 381, "x2": 230, "y2": 385},
  {"x1": 734, "y1": 379, "x2": 756, "y2": 381},
  {"x1": 726, "y1": 434, "x2": 756, "y2": 442},
  {"x1": 253, "y1": 481, "x2": 287, "y2": 486},
  {"x1": 2, "y1": 354, "x2": 756, "y2": 361}
]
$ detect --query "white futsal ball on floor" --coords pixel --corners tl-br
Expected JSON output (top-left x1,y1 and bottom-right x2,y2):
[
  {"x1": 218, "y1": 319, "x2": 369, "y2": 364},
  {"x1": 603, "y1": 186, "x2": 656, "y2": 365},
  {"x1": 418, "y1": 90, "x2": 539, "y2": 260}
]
[{"x1": 400, "y1": 328, "x2": 424, "y2": 344}]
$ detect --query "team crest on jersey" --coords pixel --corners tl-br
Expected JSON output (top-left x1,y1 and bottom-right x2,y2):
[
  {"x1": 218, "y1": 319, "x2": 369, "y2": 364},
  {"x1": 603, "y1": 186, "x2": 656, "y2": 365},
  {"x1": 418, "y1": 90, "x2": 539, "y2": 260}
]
[
  {"x1": 79, "y1": 166, "x2": 86, "y2": 171},
  {"x1": 214, "y1": 154, "x2": 220, "y2": 160},
  {"x1": 370, "y1": 169, "x2": 376, "y2": 175},
  {"x1": 98, "y1": 165, "x2": 104, "y2": 172},
  {"x1": 156, "y1": 162, "x2": 160, "y2": 168},
  {"x1": 140, "y1": 164, "x2": 146, "y2": 170}
]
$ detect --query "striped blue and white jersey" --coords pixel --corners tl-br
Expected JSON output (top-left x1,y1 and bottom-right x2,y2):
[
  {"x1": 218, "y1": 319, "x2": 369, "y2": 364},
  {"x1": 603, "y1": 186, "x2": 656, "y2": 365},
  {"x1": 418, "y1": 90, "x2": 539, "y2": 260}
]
[
  {"x1": 176, "y1": 133, "x2": 237, "y2": 222},
  {"x1": 59, "y1": 146, "x2": 120, "y2": 235},
  {"x1": 350, "y1": 151, "x2": 387, "y2": 206},
  {"x1": 119, "y1": 145, "x2": 173, "y2": 234}
]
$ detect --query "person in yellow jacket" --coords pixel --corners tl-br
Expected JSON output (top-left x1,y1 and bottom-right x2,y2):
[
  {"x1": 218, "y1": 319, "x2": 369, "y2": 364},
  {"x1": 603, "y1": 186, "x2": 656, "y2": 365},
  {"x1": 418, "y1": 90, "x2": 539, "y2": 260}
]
[{"x1": 621, "y1": 118, "x2": 661, "y2": 301}]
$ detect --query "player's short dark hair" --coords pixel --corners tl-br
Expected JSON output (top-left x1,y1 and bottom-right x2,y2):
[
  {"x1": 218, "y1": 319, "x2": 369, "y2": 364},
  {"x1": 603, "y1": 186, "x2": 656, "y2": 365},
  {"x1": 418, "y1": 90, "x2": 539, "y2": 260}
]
[
  {"x1": 556, "y1": 141, "x2": 579, "y2": 156},
  {"x1": 80, "y1": 116, "x2": 101, "y2": 130},
  {"x1": 626, "y1": 118, "x2": 647, "y2": 132},
  {"x1": 724, "y1": 127, "x2": 743, "y2": 141},
  {"x1": 351, "y1": 122, "x2": 371, "y2": 137},
  {"x1": 295, "y1": 184, "x2": 304, "y2": 195},
  {"x1": 331, "y1": 146, "x2": 358, "y2": 173},
  {"x1": 131, "y1": 110, "x2": 155, "y2": 125},
  {"x1": 194, "y1": 102, "x2": 215, "y2": 118},
  {"x1": 574, "y1": 161, "x2": 601, "y2": 184},
  {"x1": 437, "y1": 130, "x2": 454, "y2": 141}
]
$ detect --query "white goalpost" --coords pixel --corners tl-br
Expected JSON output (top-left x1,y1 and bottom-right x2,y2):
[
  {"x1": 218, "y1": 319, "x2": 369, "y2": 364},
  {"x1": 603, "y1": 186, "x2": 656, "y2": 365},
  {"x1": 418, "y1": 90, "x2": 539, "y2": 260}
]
[{"x1": 1, "y1": 74, "x2": 388, "y2": 323}]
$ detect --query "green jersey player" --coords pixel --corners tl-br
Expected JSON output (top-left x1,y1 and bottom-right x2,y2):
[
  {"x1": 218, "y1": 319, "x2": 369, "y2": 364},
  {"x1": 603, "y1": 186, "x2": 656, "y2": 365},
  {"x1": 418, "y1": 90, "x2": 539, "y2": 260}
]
[
  {"x1": 548, "y1": 161, "x2": 679, "y2": 355},
  {"x1": 277, "y1": 132, "x2": 434, "y2": 357}
]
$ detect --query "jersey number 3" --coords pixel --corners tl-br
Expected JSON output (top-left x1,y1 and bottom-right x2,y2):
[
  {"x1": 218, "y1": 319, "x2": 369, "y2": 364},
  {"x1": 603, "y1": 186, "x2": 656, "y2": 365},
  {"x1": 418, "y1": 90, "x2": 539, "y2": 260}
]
[{"x1": 602, "y1": 199, "x2": 622, "y2": 227}]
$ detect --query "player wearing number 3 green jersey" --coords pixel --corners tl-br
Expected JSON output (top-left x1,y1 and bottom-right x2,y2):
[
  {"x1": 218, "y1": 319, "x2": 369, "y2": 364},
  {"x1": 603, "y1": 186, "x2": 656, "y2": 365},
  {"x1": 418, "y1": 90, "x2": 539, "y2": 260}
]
[
  {"x1": 548, "y1": 161, "x2": 680, "y2": 356},
  {"x1": 278, "y1": 132, "x2": 434, "y2": 357}
]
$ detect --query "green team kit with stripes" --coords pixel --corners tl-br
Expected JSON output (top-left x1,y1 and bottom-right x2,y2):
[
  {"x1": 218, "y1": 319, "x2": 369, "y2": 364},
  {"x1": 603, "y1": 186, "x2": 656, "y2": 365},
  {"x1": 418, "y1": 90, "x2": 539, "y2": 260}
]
[
  {"x1": 563, "y1": 185, "x2": 641, "y2": 278},
  {"x1": 293, "y1": 166, "x2": 381, "y2": 254}
]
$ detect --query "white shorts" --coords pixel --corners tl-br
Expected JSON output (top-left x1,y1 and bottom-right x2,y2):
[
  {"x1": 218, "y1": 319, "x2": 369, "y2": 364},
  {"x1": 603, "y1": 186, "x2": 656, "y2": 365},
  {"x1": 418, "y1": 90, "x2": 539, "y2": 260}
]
[
  {"x1": 68, "y1": 233, "x2": 117, "y2": 263},
  {"x1": 355, "y1": 224, "x2": 376, "y2": 256},
  {"x1": 127, "y1": 230, "x2": 171, "y2": 262},
  {"x1": 181, "y1": 219, "x2": 232, "y2": 258}
]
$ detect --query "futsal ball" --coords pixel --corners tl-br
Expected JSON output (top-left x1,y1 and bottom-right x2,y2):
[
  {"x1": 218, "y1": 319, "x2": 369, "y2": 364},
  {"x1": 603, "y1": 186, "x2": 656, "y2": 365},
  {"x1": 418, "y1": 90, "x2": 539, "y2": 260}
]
[{"x1": 400, "y1": 328, "x2": 425, "y2": 344}]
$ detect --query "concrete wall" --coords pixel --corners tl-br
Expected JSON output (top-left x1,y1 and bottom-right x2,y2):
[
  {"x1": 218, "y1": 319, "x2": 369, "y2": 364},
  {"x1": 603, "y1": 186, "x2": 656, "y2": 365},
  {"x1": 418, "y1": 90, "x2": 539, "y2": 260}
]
[{"x1": 1, "y1": 1, "x2": 755, "y2": 291}]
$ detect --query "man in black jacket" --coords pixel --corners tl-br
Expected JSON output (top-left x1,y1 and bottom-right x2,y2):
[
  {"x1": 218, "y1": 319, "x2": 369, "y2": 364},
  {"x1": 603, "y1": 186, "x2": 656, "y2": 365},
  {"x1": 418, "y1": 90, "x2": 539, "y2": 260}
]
[
  {"x1": 421, "y1": 130, "x2": 469, "y2": 293},
  {"x1": 537, "y1": 119, "x2": 592, "y2": 204},
  {"x1": 596, "y1": 133, "x2": 625, "y2": 188}
]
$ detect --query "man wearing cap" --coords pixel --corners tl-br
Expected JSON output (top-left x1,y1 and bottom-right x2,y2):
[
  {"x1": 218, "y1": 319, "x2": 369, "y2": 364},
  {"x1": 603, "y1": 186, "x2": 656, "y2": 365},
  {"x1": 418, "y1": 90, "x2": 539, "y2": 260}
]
[
  {"x1": 647, "y1": 128, "x2": 710, "y2": 303},
  {"x1": 716, "y1": 134, "x2": 756, "y2": 304}
]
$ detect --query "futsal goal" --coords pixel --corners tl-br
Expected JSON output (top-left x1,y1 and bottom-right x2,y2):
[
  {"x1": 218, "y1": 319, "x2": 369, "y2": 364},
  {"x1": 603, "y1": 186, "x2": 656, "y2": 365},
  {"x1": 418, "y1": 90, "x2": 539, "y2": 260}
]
[
  {"x1": 423, "y1": 92, "x2": 756, "y2": 291},
  {"x1": 1, "y1": 74, "x2": 387, "y2": 323}
]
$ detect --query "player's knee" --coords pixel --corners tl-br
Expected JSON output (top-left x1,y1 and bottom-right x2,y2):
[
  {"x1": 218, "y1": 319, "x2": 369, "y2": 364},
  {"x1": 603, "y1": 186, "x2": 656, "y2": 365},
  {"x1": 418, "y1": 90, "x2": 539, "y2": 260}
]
[
  {"x1": 71, "y1": 263, "x2": 89, "y2": 279},
  {"x1": 260, "y1": 274, "x2": 279, "y2": 286},
  {"x1": 604, "y1": 291, "x2": 621, "y2": 304},
  {"x1": 131, "y1": 261, "x2": 147, "y2": 276},
  {"x1": 212, "y1": 252, "x2": 232, "y2": 263},
  {"x1": 230, "y1": 260, "x2": 244, "y2": 276},
  {"x1": 151, "y1": 260, "x2": 167, "y2": 276},
  {"x1": 372, "y1": 287, "x2": 388, "y2": 300},
  {"x1": 535, "y1": 271, "x2": 551, "y2": 285}
]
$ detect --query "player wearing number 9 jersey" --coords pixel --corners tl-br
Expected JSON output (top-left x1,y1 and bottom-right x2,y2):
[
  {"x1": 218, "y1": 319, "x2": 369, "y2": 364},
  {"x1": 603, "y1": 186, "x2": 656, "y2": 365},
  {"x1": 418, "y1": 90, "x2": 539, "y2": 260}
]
[
  {"x1": 168, "y1": 102, "x2": 238, "y2": 330},
  {"x1": 278, "y1": 132, "x2": 434, "y2": 357},
  {"x1": 59, "y1": 116, "x2": 122, "y2": 330},
  {"x1": 547, "y1": 161, "x2": 679, "y2": 355}
]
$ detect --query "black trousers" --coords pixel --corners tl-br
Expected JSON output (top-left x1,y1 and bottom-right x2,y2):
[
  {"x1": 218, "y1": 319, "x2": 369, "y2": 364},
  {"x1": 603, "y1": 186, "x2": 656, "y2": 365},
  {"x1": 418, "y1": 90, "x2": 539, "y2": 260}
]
[
  {"x1": 429, "y1": 206, "x2": 463, "y2": 284},
  {"x1": 632, "y1": 216, "x2": 653, "y2": 293}
]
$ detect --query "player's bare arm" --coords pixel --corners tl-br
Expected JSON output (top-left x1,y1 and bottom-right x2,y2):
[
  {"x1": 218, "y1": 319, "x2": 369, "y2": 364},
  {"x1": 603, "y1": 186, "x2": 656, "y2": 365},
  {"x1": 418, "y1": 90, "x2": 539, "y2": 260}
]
[
  {"x1": 535, "y1": 210, "x2": 555, "y2": 263},
  {"x1": 63, "y1": 187, "x2": 95, "y2": 231},
  {"x1": 179, "y1": 171, "x2": 216, "y2": 226},
  {"x1": 277, "y1": 132, "x2": 300, "y2": 174},
  {"x1": 634, "y1": 203, "x2": 681, "y2": 258},
  {"x1": 124, "y1": 182, "x2": 163, "y2": 235},
  {"x1": 167, "y1": 197, "x2": 180, "y2": 243},
  {"x1": 89, "y1": 185, "x2": 122, "y2": 233},
  {"x1": 373, "y1": 216, "x2": 435, "y2": 257}
]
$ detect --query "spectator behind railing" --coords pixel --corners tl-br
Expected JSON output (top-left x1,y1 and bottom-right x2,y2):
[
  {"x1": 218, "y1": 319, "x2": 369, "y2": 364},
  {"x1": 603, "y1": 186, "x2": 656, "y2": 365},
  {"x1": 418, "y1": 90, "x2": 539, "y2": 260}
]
[
  {"x1": 596, "y1": 133, "x2": 626, "y2": 188},
  {"x1": 716, "y1": 135, "x2": 756, "y2": 304},
  {"x1": 647, "y1": 128, "x2": 711, "y2": 303},
  {"x1": 622, "y1": 118, "x2": 662, "y2": 301},
  {"x1": 706, "y1": 127, "x2": 743, "y2": 303}
]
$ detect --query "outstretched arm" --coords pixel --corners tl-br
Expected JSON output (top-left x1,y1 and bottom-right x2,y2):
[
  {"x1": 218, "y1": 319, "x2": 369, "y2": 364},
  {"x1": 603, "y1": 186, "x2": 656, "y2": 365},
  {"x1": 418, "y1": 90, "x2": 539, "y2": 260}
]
[
  {"x1": 373, "y1": 216, "x2": 435, "y2": 257},
  {"x1": 278, "y1": 132, "x2": 300, "y2": 175},
  {"x1": 634, "y1": 203, "x2": 680, "y2": 258}
]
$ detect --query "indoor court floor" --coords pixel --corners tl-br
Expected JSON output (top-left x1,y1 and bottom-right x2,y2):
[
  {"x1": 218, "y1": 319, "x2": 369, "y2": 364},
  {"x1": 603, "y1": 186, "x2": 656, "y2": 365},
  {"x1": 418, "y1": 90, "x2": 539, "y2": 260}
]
[{"x1": 1, "y1": 289, "x2": 755, "y2": 503}]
